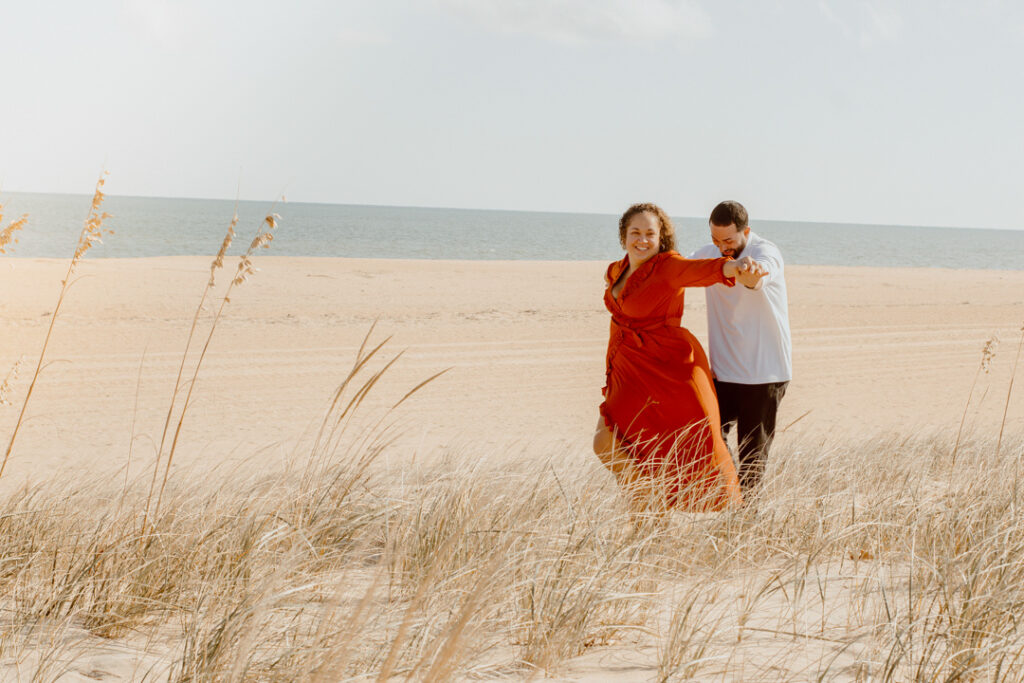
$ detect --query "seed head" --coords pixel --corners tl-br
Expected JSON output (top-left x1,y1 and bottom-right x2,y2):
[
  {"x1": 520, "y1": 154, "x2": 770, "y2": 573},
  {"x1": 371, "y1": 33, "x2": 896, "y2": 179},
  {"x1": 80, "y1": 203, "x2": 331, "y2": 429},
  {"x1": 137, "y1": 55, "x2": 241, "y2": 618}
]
[
  {"x1": 209, "y1": 213, "x2": 238, "y2": 287},
  {"x1": 0, "y1": 205, "x2": 29, "y2": 255},
  {"x1": 981, "y1": 336, "x2": 999, "y2": 373},
  {"x1": 70, "y1": 172, "x2": 113, "y2": 272}
]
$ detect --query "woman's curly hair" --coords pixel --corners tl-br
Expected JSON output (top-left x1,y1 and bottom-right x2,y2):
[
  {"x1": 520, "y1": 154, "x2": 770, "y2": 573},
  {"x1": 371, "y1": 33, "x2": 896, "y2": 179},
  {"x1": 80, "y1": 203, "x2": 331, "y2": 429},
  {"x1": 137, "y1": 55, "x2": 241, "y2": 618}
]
[{"x1": 618, "y1": 203, "x2": 676, "y2": 253}]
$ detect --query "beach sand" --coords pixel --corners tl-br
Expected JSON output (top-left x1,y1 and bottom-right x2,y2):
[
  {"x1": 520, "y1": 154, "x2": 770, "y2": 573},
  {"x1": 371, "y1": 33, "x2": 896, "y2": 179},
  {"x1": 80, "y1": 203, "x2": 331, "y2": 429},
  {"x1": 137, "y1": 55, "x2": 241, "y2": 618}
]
[
  {"x1": 2, "y1": 256, "x2": 1024, "y2": 680},
  {"x1": 2, "y1": 256, "x2": 1023, "y2": 489}
]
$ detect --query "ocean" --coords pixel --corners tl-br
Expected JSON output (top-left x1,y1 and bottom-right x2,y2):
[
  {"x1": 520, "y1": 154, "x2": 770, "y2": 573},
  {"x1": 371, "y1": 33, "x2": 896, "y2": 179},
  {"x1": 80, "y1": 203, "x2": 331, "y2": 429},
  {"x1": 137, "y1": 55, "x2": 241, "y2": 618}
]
[{"x1": 3, "y1": 192, "x2": 1023, "y2": 270}]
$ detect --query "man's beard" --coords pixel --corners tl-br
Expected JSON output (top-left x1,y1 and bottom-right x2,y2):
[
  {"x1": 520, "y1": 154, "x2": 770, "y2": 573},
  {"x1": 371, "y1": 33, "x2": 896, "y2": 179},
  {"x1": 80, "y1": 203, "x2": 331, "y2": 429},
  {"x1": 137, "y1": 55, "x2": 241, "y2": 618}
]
[{"x1": 720, "y1": 240, "x2": 747, "y2": 258}]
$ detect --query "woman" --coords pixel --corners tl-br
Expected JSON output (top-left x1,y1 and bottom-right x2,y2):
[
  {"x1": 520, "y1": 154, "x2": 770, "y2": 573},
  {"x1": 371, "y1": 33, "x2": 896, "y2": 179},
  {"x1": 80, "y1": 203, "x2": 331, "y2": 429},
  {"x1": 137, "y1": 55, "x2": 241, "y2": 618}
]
[{"x1": 593, "y1": 203, "x2": 760, "y2": 515}]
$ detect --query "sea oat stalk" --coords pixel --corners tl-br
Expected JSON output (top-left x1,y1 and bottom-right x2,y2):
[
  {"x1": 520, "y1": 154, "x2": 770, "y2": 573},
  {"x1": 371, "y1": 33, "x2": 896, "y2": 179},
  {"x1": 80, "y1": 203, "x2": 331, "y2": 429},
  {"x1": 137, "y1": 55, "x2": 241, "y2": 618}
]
[
  {"x1": 998, "y1": 323, "x2": 1024, "y2": 458},
  {"x1": 0, "y1": 172, "x2": 111, "y2": 479},
  {"x1": 142, "y1": 210, "x2": 237, "y2": 533},
  {"x1": 952, "y1": 337, "x2": 998, "y2": 467},
  {"x1": 144, "y1": 210, "x2": 279, "y2": 532}
]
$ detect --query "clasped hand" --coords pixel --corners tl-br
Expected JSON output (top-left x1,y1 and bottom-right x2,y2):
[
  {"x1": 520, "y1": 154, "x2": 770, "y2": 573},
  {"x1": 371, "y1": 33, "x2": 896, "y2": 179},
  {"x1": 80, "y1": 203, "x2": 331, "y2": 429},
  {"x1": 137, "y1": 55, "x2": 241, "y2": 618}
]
[{"x1": 724, "y1": 257, "x2": 768, "y2": 288}]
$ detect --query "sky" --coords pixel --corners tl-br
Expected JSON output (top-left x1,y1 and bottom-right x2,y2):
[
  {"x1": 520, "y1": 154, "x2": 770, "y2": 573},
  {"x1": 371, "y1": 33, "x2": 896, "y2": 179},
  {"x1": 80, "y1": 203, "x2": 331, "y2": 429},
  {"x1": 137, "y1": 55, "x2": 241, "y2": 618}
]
[{"x1": 2, "y1": 0, "x2": 1023, "y2": 229}]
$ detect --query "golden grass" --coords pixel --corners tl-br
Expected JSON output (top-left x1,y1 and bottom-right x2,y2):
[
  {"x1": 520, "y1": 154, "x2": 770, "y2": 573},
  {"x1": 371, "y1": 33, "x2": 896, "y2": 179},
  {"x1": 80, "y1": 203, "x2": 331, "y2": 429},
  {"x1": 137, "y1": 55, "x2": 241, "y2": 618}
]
[
  {"x1": 1, "y1": 415, "x2": 1024, "y2": 680},
  {"x1": 1, "y1": 173, "x2": 110, "y2": 478},
  {"x1": 2, "y1": 186, "x2": 1024, "y2": 680},
  {"x1": 0, "y1": 203, "x2": 29, "y2": 255},
  {"x1": 143, "y1": 206, "x2": 278, "y2": 535},
  {"x1": 0, "y1": 201, "x2": 29, "y2": 415}
]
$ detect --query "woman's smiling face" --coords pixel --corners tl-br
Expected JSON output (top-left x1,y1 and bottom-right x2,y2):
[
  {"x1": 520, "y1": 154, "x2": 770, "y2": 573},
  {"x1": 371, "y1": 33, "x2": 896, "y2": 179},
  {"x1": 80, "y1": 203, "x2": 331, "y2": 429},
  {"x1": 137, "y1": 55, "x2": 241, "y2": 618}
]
[{"x1": 624, "y1": 211, "x2": 660, "y2": 266}]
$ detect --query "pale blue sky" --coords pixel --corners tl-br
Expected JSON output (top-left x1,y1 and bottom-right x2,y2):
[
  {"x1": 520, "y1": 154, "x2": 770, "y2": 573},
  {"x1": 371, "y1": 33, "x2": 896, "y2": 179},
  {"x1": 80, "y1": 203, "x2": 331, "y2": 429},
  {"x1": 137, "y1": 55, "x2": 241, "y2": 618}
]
[{"x1": 2, "y1": 0, "x2": 1023, "y2": 229}]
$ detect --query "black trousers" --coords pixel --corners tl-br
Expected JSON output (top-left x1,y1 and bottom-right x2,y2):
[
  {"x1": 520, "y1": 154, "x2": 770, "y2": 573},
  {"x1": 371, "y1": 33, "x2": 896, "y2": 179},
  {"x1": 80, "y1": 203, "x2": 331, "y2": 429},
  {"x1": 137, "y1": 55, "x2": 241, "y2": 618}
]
[{"x1": 714, "y1": 380, "x2": 789, "y2": 494}]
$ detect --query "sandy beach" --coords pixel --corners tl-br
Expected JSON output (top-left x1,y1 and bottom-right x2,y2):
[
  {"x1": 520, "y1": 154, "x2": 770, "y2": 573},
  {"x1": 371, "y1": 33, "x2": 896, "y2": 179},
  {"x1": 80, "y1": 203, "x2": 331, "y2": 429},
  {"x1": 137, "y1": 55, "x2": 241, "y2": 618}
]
[
  {"x1": 7, "y1": 0, "x2": 1024, "y2": 675},
  {"x1": 2, "y1": 256, "x2": 1023, "y2": 488},
  {"x1": 3, "y1": 255, "x2": 1024, "y2": 681}
]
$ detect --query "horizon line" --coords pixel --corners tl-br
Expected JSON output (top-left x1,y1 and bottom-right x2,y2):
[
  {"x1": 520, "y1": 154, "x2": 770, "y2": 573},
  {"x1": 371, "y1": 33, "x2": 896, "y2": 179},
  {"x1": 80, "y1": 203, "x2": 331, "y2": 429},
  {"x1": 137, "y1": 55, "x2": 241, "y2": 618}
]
[{"x1": 3, "y1": 188, "x2": 1022, "y2": 233}]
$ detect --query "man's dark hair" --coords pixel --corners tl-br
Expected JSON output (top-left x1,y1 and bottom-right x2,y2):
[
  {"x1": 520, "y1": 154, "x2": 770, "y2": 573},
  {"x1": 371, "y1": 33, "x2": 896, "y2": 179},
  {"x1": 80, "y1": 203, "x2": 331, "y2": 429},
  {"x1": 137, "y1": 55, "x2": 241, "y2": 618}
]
[{"x1": 709, "y1": 201, "x2": 749, "y2": 230}]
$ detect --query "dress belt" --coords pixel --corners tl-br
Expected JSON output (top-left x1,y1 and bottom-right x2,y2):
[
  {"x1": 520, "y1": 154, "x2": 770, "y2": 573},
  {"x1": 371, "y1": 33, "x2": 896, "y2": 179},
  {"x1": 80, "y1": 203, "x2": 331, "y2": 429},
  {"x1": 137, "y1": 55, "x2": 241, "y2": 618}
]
[{"x1": 612, "y1": 315, "x2": 682, "y2": 347}]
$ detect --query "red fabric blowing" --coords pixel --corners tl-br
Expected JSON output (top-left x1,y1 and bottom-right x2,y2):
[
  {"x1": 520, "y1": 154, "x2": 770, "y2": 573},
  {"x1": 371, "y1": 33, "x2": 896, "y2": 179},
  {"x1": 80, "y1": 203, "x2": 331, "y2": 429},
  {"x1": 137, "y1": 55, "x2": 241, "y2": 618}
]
[{"x1": 599, "y1": 251, "x2": 743, "y2": 511}]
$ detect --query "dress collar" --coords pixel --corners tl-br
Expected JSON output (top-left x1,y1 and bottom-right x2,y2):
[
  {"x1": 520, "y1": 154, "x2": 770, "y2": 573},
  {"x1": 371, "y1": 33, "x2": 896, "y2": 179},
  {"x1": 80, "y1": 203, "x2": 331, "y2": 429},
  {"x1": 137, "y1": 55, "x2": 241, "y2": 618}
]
[{"x1": 608, "y1": 251, "x2": 677, "y2": 301}]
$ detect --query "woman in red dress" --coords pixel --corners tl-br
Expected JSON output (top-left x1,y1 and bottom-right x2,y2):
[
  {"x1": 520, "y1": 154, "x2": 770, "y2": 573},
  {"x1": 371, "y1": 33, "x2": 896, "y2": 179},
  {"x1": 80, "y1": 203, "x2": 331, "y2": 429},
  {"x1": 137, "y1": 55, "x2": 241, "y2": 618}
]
[{"x1": 593, "y1": 203, "x2": 761, "y2": 515}]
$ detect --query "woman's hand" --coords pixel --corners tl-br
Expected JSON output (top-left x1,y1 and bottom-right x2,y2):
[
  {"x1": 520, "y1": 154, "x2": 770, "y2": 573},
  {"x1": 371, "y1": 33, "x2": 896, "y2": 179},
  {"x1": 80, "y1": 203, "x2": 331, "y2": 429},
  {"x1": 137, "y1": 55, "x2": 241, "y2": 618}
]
[
  {"x1": 722, "y1": 259, "x2": 742, "y2": 278},
  {"x1": 723, "y1": 257, "x2": 768, "y2": 288}
]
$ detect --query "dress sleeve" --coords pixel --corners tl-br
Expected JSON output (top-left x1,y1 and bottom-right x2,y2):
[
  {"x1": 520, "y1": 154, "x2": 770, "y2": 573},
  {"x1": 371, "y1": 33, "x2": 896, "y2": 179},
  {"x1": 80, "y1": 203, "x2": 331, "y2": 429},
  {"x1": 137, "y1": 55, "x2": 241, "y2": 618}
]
[
  {"x1": 605, "y1": 259, "x2": 625, "y2": 290},
  {"x1": 662, "y1": 254, "x2": 735, "y2": 288}
]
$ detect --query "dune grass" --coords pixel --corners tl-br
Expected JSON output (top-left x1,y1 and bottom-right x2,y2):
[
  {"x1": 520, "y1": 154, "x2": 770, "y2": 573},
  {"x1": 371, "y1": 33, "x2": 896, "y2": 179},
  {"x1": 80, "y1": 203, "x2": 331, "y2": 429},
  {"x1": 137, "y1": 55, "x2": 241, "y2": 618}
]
[
  {"x1": 1, "y1": 173, "x2": 111, "y2": 479},
  {"x1": 0, "y1": 421, "x2": 1023, "y2": 680},
  {"x1": 0, "y1": 202, "x2": 29, "y2": 255},
  {"x1": 2, "y1": 186, "x2": 1024, "y2": 680}
]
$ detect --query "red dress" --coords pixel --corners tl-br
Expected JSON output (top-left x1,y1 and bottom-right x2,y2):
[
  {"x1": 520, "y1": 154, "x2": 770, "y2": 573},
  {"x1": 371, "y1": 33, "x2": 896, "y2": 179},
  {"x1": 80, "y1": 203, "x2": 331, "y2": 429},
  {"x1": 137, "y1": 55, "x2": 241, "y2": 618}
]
[{"x1": 599, "y1": 251, "x2": 743, "y2": 511}]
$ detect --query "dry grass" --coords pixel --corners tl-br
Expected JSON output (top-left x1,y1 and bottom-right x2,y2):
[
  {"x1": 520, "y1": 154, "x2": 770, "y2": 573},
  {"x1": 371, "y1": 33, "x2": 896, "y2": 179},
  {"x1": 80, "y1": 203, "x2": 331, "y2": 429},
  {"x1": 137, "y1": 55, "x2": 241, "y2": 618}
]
[
  {"x1": 143, "y1": 206, "x2": 278, "y2": 534},
  {"x1": 1, "y1": 173, "x2": 110, "y2": 478},
  {"x1": 2, "y1": 188, "x2": 1024, "y2": 680},
  {"x1": 0, "y1": 202, "x2": 29, "y2": 255},
  {"x1": 1, "y1": 380, "x2": 1023, "y2": 680}
]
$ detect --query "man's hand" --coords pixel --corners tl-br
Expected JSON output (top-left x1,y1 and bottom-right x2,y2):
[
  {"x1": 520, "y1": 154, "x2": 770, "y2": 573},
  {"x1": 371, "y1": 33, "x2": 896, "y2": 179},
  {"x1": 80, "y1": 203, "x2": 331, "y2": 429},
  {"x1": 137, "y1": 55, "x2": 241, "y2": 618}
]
[{"x1": 735, "y1": 257, "x2": 768, "y2": 289}]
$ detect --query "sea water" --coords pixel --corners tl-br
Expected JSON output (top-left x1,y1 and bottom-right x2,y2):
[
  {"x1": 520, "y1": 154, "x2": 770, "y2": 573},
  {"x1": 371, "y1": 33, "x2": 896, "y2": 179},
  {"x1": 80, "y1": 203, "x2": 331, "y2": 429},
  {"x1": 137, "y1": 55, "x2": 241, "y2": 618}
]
[{"x1": 3, "y1": 192, "x2": 1023, "y2": 270}]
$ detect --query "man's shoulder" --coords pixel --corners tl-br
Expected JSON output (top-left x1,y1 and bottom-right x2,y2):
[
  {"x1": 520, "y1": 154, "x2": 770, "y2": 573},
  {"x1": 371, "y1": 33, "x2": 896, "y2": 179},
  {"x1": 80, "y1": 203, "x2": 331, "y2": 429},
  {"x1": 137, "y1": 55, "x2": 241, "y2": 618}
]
[
  {"x1": 689, "y1": 243, "x2": 719, "y2": 259},
  {"x1": 748, "y1": 232, "x2": 784, "y2": 261}
]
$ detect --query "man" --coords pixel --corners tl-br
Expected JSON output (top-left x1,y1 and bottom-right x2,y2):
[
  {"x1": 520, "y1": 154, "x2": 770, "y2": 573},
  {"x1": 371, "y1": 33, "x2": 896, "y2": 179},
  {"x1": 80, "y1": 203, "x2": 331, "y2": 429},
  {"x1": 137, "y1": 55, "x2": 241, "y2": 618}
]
[{"x1": 690, "y1": 200, "x2": 791, "y2": 495}]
